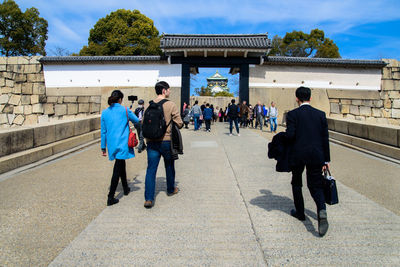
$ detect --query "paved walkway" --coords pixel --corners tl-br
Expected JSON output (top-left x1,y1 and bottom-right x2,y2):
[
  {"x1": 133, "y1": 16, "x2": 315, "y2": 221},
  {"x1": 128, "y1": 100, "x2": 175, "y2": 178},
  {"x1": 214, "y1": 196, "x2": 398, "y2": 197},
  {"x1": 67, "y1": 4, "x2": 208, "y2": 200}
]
[{"x1": 48, "y1": 123, "x2": 400, "y2": 266}]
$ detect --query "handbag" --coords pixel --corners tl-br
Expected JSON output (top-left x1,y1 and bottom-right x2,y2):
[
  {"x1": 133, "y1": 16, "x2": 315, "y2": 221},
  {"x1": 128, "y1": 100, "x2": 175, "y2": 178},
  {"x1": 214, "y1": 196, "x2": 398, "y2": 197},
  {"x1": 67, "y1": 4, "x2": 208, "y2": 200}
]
[
  {"x1": 126, "y1": 107, "x2": 138, "y2": 148},
  {"x1": 323, "y1": 168, "x2": 339, "y2": 205}
]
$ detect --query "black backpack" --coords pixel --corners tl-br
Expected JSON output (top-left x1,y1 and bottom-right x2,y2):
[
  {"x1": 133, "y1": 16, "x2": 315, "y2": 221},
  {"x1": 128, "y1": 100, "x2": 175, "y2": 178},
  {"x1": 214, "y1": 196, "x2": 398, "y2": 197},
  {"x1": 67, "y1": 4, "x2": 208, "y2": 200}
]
[
  {"x1": 142, "y1": 99, "x2": 170, "y2": 139},
  {"x1": 228, "y1": 104, "x2": 238, "y2": 118}
]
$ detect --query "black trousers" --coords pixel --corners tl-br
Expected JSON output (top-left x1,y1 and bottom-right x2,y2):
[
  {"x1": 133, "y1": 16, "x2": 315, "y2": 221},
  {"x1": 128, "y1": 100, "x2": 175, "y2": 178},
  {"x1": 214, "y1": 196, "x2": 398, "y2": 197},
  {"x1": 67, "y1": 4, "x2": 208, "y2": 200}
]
[
  {"x1": 291, "y1": 164, "x2": 326, "y2": 215},
  {"x1": 108, "y1": 159, "x2": 128, "y2": 198},
  {"x1": 205, "y1": 119, "x2": 211, "y2": 130}
]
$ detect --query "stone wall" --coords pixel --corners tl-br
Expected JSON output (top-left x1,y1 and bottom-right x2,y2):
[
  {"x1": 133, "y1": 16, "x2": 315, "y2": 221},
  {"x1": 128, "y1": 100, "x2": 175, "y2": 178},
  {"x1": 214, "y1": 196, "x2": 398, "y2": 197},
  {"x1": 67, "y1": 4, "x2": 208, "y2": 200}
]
[
  {"x1": 328, "y1": 59, "x2": 400, "y2": 126},
  {"x1": 0, "y1": 56, "x2": 101, "y2": 128}
]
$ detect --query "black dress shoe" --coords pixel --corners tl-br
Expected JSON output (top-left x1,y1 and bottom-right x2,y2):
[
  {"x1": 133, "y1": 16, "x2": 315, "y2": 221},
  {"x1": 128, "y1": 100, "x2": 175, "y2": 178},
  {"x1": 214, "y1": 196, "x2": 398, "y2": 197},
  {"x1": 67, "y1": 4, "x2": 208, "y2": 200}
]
[
  {"x1": 318, "y1": 210, "x2": 329, "y2": 237},
  {"x1": 290, "y1": 209, "x2": 306, "y2": 221},
  {"x1": 107, "y1": 198, "x2": 119, "y2": 206},
  {"x1": 124, "y1": 187, "x2": 130, "y2": 196}
]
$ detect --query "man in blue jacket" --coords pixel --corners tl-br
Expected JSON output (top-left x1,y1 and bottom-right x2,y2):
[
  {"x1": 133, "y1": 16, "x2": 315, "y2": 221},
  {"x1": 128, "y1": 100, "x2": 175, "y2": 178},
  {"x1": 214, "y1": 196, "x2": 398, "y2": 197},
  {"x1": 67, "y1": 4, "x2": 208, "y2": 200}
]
[{"x1": 203, "y1": 103, "x2": 213, "y2": 132}]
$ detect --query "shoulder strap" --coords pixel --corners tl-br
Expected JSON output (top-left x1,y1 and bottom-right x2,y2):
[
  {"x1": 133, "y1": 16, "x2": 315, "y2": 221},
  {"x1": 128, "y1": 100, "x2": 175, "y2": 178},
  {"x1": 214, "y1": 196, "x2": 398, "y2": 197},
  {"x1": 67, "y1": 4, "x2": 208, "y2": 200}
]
[
  {"x1": 158, "y1": 99, "x2": 169, "y2": 106},
  {"x1": 125, "y1": 107, "x2": 129, "y2": 126}
]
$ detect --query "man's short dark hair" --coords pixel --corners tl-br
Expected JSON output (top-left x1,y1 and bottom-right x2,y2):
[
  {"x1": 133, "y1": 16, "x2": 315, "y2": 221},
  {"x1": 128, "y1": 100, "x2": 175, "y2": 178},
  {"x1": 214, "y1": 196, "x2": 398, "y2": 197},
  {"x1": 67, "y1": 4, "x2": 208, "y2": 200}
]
[
  {"x1": 155, "y1": 81, "x2": 170, "y2": 95},
  {"x1": 231, "y1": 99, "x2": 235, "y2": 104},
  {"x1": 206, "y1": 103, "x2": 209, "y2": 107},
  {"x1": 296, "y1": 86, "x2": 311, "y2": 102},
  {"x1": 195, "y1": 100, "x2": 198, "y2": 105}
]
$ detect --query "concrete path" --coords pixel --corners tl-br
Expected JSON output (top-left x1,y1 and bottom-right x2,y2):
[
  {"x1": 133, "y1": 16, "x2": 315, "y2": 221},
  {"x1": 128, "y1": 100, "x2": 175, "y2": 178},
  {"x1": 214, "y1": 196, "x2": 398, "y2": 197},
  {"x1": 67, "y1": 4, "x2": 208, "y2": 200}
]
[{"x1": 48, "y1": 123, "x2": 400, "y2": 266}]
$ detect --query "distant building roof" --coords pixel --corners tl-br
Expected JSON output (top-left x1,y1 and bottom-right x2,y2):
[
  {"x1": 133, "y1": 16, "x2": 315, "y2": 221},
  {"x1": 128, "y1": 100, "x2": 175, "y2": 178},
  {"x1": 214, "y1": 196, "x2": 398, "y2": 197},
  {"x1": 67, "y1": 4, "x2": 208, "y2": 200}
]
[
  {"x1": 39, "y1": 56, "x2": 164, "y2": 64},
  {"x1": 207, "y1": 70, "x2": 227, "y2": 81}
]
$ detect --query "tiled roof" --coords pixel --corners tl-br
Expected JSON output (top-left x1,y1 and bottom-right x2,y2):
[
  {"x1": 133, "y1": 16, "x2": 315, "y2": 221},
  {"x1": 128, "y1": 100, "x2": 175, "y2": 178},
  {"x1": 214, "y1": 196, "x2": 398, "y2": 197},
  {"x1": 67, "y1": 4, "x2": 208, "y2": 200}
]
[
  {"x1": 265, "y1": 56, "x2": 387, "y2": 68},
  {"x1": 161, "y1": 34, "x2": 270, "y2": 49},
  {"x1": 208, "y1": 71, "x2": 227, "y2": 80},
  {"x1": 39, "y1": 56, "x2": 163, "y2": 63}
]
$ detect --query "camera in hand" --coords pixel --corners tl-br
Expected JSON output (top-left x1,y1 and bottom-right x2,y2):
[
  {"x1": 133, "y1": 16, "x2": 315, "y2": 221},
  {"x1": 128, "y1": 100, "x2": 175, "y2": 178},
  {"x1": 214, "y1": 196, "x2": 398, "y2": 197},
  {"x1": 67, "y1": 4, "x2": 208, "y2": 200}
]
[{"x1": 128, "y1": 95, "x2": 138, "y2": 102}]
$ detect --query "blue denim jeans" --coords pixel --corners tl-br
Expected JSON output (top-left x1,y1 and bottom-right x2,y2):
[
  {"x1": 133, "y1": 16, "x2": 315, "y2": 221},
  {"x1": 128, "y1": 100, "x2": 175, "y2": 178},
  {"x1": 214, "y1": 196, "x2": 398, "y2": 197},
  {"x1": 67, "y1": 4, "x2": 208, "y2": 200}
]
[
  {"x1": 229, "y1": 117, "x2": 239, "y2": 134},
  {"x1": 270, "y1": 117, "x2": 277, "y2": 132},
  {"x1": 145, "y1": 141, "x2": 175, "y2": 201},
  {"x1": 193, "y1": 114, "x2": 200, "y2": 130}
]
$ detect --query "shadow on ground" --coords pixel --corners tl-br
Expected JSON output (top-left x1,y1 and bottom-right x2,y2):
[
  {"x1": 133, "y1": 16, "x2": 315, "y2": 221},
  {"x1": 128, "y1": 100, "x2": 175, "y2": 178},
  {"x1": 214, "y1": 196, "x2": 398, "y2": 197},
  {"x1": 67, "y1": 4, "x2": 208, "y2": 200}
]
[{"x1": 250, "y1": 189, "x2": 319, "y2": 237}]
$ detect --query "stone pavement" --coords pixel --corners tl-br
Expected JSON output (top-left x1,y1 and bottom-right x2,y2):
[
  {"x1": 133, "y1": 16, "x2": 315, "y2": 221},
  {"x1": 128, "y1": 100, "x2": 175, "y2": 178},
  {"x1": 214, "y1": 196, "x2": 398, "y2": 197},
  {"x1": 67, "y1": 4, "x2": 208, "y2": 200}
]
[{"x1": 48, "y1": 123, "x2": 400, "y2": 266}]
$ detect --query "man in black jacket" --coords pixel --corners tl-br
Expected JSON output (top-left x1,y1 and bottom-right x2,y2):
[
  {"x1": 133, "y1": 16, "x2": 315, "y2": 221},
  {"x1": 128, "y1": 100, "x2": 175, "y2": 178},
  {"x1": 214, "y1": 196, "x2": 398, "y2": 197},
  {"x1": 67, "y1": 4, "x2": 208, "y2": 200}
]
[{"x1": 285, "y1": 86, "x2": 330, "y2": 237}]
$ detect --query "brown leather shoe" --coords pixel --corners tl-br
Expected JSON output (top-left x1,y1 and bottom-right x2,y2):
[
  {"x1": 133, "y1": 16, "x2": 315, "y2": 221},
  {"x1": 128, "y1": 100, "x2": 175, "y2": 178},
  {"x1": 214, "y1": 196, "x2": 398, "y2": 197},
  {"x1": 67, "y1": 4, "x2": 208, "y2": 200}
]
[
  {"x1": 144, "y1": 200, "x2": 154, "y2": 209},
  {"x1": 167, "y1": 187, "x2": 179, "y2": 196}
]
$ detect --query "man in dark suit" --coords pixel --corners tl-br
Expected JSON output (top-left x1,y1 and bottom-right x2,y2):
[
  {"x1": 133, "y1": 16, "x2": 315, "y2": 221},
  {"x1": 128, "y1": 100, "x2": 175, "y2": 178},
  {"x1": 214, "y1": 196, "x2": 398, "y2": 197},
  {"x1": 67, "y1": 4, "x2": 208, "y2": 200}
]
[{"x1": 285, "y1": 86, "x2": 330, "y2": 237}]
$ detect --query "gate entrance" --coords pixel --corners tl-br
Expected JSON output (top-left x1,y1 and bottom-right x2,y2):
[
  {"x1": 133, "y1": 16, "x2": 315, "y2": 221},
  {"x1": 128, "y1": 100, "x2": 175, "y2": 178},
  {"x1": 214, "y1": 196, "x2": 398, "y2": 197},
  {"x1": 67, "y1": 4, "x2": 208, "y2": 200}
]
[{"x1": 160, "y1": 34, "x2": 271, "y2": 111}]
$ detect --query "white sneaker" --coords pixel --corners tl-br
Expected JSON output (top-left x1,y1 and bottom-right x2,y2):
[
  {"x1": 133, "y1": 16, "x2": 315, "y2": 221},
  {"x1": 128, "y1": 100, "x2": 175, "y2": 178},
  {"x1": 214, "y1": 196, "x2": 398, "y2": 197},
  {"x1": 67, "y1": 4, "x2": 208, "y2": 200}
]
[
  {"x1": 238, "y1": 134, "x2": 240, "y2": 136},
  {"x1": 229, "y1": 133, "x2": 232, "y2": 136}
]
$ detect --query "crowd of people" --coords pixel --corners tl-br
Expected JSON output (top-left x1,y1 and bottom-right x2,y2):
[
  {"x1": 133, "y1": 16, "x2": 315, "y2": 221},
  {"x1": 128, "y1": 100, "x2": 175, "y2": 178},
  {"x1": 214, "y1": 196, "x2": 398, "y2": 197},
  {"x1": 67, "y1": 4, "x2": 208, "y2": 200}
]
[
  {"x1": 181, "y1": 99, "x2": 279, "y2": 134},
  {"x1": 100, "y1": 83, "x2": 331, "y2": 237}
]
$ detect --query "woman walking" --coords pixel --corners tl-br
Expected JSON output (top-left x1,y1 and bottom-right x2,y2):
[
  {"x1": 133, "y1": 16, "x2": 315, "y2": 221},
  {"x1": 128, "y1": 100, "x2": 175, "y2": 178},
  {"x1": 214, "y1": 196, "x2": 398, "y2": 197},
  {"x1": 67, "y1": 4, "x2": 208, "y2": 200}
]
[{"x1": 101, "y1": 90, "x2": 139, "y2": 206}]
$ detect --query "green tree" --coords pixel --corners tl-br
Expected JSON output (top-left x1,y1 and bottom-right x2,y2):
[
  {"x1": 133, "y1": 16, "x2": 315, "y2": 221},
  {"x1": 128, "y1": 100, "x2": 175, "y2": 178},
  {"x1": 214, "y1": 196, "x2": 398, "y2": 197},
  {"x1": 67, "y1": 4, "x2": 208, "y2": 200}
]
[
  {"x1": 268, "y1": 29, "x2": 340, "y2": 58},
  {"x1": 214, "y1": 91, "x2": 234, "y2": 97},
  {"x1": 79, "y1": 9, "x2": 161, "y2": 56},
  {"x1": 0, "y1": 0, "x2": 48, "y2": 56},
  {"x1": 194, "y1": 86, "x2": 212, "y2": 96}
]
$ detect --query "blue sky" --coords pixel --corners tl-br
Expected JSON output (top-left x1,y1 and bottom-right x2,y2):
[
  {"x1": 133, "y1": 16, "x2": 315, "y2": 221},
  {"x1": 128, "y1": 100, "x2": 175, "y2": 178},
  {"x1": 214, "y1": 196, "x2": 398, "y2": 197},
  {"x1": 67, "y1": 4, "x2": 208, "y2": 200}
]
[{"x1": 16, "y1": 0, "x2": 400, "y2": 95}]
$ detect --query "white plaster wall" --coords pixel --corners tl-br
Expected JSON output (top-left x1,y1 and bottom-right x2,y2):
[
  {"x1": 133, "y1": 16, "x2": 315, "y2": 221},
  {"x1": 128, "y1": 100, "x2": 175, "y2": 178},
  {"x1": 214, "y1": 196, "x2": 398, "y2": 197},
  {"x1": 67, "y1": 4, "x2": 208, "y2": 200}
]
[
  {"x1": 250, "y1": 65, "x2": 382, "y2": 90},
  {"x1": 43, "y1": 63, "x2": 182, "y2": 88}
]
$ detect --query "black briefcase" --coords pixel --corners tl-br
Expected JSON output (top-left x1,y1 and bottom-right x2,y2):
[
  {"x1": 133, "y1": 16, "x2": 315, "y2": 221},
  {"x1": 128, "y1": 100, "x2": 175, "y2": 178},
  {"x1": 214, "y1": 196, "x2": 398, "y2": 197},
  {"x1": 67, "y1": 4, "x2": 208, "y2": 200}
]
[{"x1": 323, "y1": 168, "x2": 339, "y2": 205}]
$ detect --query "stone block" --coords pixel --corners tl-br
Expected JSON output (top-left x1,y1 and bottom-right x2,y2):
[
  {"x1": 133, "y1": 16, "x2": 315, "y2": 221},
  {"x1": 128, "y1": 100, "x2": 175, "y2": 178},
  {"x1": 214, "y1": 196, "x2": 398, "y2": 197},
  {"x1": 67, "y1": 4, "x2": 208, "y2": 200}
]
[
  {"x1": 0, "y1": 128, "x2": 34, "y2": 157},
  {"x1": 5, "y1": 79, "x2": 14, "y2": 88},
  {"x1": 24, "y1": 114, "x2": 38, "y2": 125},
  {"x1": 20, "y1": 95, "x2": 30, "y2": 105},
  {"x1": 32, "y1": 83, "x2": 45, "y2": 95},
  {"x1": 368, "y1": 124, "x2": 398, "y2": 146},
  {"x1": 24, "y1": 105, "x2": 32, "y2": 115},
  {"x1": 57, "y1": 97, "x2": 63, "y2": 104},
  {"x1": 341, "y1": 99, "x2": 352, "y2": 105},
  {"x1": 32, "y1": 103, "x2": 43, "y2": 113},
  {"x1": 43, "y1": 104, "x2": 54, "y2": 115},
  {"x1": 74, "y1": 119, "x2": 91, "y2": 135},
  {"x1": 29, "y1": 57, "x2": 42, "y2": 64},
  {"x1": 78, "y1": 96, "x2": 90, "y2": 103},
  {"x1": 382, "y1": 58, "x2": 399, "y2": 67},
  {"x1": 362, "y1": 100, "x2": 374, "y2": 107},
  {"x1": 12, "y1": 83, "x2": 21, "y2": 94},
  {"x1": 13, "y1": 115, "x2": 24, "y2": 125},
  {"x1": 341, "y1": 104, "x2": 350, "y2": 114},
  {"x1": 46, "y1": 96, "x2": 58, "y2": 103},
  {"x1": 39, "y1": 95, "x2": 47, "y2": 104},
  {"x1": 33, "y1": 124, "x2": 56, "y2": 147},
  {"x1": 355, "y1": 116, "x2": 366, "y2": 121},
  {"x1": 393, "y1": 72, "x2": 400, "y2": 80},
  {"x1": 78, "y1": 103, "x2": 90, "y2": 113},
  {"x1": 382, "y1": 80, "x2": 400, "y2": 90},
  {"x1": 392, "y1": 99, "x2": 400, "y2": 109},
  {"x1": 55, "y1": 121, "x2": 75, "y2": 141},
  {"x1": 384, "y1": 98, "x2": 392, "y2": 109},
  {"x1": 0, "y1": 57, "x2": 6, "y2": 64},
  {"x1": 64, "y1": 96, "x2": 77, "y2": 103},
  {"x1": 90, "y1": 103, "x2": 101, "y2": 113},
  {"x1": 0, "y1": 94, "x2": 9, "y2": 104},
  {"x1": 0, "y1": 104, "x2": 3, "y2": 112},
  {"x1": 90, "y1": 96, "x2": 101, "y2": 104},
  {"x1": 0, "y1": 65, "x2": 5, "y2": 71},
  {"x1": 349, "y1": 105, "x2": 360, "y2": 115},
  {"x1": 55, "y1": 104, "x2": 67, "y2": 116},
  {"x1": 333, "y1": 120, "x2": 348, "y2": 134},
  {"x1": 22, "y1": 83, "x2": 33, "y2": 94},
  {"x1": 382, "y1": 109, "x2": 391, "y2": 118},
  {"x1": 27, "y1": 73, "x2": 45, "y2": 83},
  {"x1": 351, "y1": 100, "x2": 362, "y2": 106},
  {"x1": 343, "y1": 114, "x2": 356, "y2": 120},
  {"x1": 329, "y1": 99, "x2": 339, "y2": 103},
  {"x1": 4, "y1": 71, "x2": 14, "y2": 79},
  {"x1": 24, "y1": 64, "x2": 41, "y2": 73},
  {"x1": 0, "y1": 114, "x2": 7, "y2": 124},
  {"x1": 31, "y1": 95, "x2": 39, "y2": 104},
  {"x1": 90, "y1": 117, "x2": 101, "y2": 131},
  {"x1": 15, "y1": 73, "x2": 27, "y2": 83},
  {"x1": 0, "y1": 86, "x2": 12, "y2": 94},
  {"x1": 14, "y1": 105, "x2": 24, "y2": 114},
  {"x1": 328, "y1": 113, "x2": 343, "y2": 119},
  {"x1": 365, "y1": 117, "x2": 377, "y2": 124},
  {"x1": 67, "y1": 103, "x2": 78, "y2": 114},
  {"x1": 7, "y1": 114, "x2": 15, "y2": 124},
  {"x1": 382, "y1": 68, "x2": 393, "y2": 79},
  {"x1": 392, "y1": 109, "x2": 400, "y2": 119},
  {"x1": 389, "y1": 91, "x2": 400, "y2": 99},
  {"x1": 359, "y1": 106, "x2": 371, "y2": 116},
  {"x1": 330, "y1": 102, "x2": 340, "y2": 114},
  {"x1": 0, "y1": 77, "x2": 5, "y2": 86},
  {"x1": 376, "y1": 118, "x2": 389, "y2": 125},
  {"x1": 373, "y1": 100, "x2": 383, "y2": 107},
  {"x1": 388, "y1": 119, "x2": 400, "y2": 126},
  {"x1": 372, "y1": 108, "x2": 382, "y2": 117},
  {"x1": 38, "y1": 115, "x2": 49, "y2": 124},
  {"x1": 8, "y1": 94, "x2": 21, "y2": 105},
  {"x1": 3, "y1": 104, "x2": 13, "y2": 113}
]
